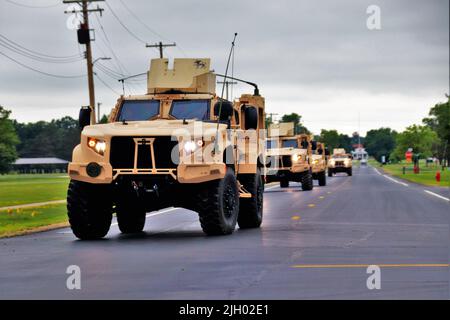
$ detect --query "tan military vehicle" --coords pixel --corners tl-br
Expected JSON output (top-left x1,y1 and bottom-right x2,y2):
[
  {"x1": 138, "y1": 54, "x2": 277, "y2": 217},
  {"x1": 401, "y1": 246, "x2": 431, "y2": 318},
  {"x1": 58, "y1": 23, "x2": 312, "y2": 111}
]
[
  {"x1": 310, "y1": 142, "x2": 327, "y2": 186},
  {"x1": 67, "y1": 58, "x2": 266, "y2": 239},
  {"x1": 328, "y1": 148, "x2": 353, "y2": 176},
  {"x1": 264, "y1": 123, "x2": 313, "y2": 190}
]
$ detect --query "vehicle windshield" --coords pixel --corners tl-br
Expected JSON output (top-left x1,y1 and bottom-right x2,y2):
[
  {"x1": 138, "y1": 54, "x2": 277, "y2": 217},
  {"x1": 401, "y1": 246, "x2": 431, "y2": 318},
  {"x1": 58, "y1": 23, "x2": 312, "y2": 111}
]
[
  {"x1": 282, "y1": 139, "x2": 298, "y2": 148},
  {"x1": 118, "y1": 100, "x2": 160, "y2": 121},
  {"x1": 266, "y1": 140, "x2": 278, "y2": 149},
  {"x1": 170, "y1": 100, "x2": 210, "y2": 120}
]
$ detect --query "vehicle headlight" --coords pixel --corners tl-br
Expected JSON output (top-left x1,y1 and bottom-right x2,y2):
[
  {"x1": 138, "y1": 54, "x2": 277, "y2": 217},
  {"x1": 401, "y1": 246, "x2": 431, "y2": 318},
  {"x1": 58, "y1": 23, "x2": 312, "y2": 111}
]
[
  {"x1": 313, "y1": 159, "x2": 319, "y2": 165},
  {"x1": 329, "y1": 160, "x2": 335, "y2": 165},
  {"x1": 87, "y1": 137, "x2": 106, "y2": 155},
  {"x1": 291, "y1": 154, "x2": 301, "y2": 162},
  {"x1": 344, "y1": 159, "x2": 350, "y2": 165},
  {"x1": 183, "y1": 139, "x2": 204, "y2": 154}
]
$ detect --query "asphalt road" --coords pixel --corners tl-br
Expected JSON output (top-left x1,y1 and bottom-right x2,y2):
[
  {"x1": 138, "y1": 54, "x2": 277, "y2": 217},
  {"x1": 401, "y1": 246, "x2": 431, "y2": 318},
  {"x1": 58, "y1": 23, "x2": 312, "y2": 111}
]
[{"x1": 0, "y1": 165, "x2": 448, "y2": 299}]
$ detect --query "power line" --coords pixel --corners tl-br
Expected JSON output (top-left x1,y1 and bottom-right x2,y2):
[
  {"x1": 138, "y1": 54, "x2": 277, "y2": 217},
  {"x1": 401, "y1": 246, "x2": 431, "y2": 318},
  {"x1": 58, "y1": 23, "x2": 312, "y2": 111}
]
[
  {"x1": 118, "y1": 0, "x2": 166, "y2": 40},
  {"x1": 104, "y1": 1, "x2": 147, "y2": 44},
  {"x1": 4, "y1": 0, "x2": 60, "y2": 8},
  {"x1": 0, "y1": 39, "x2": 83, "y2": 64},
  {"x1": 0, "y1": 34, "x2": 82, "y2": 59},
  {"x1": 0, "y1": 50, "x2": 86, "y2": 78},
  {"x1": 94, "y1": 73, "x2": 121, "y2": 95}
]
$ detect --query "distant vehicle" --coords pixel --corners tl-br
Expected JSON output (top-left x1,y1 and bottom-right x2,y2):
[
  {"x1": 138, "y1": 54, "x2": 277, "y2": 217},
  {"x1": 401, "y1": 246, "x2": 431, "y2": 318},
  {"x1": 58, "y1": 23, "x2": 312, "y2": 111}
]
[
  {"x1": 264, "y1": 122, "x2": 314, "y2": 190},
  {"x1": 328, "y1": 149, "x2": 353, "y2": 176}
]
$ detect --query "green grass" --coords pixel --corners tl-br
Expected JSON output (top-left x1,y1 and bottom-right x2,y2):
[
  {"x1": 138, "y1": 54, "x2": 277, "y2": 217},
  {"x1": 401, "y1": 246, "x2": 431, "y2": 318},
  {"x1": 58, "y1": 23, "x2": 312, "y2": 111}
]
[
  {"x1": 0, "y1": 173, "x2": 69, "y2": 207},
  {"x1": 369, "y1": 159, "x2": 450, "y2": 187},
  {"x1": 0, "y1": 203, "x2": 68, "y2": 238}
]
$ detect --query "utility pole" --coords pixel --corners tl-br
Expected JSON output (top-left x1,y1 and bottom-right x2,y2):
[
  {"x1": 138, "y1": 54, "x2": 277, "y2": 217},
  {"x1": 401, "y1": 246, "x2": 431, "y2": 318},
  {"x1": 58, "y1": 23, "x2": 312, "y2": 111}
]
[
  {"x1": 217, "y1": 80, "x2": 237, "y2": 100},
  {"x1": 63, "y1": 0, "x2": 104, "y2": 124},
  {"x1": 146, "y1": 41, "x2": 176, "y2": 58}
]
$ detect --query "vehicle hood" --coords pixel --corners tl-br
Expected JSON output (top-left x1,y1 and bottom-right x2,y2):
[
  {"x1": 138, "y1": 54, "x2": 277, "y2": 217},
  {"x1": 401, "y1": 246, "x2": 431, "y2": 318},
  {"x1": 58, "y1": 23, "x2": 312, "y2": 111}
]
[{"x1": 82, "y1": 120, "x2": 227, "y2": 137}]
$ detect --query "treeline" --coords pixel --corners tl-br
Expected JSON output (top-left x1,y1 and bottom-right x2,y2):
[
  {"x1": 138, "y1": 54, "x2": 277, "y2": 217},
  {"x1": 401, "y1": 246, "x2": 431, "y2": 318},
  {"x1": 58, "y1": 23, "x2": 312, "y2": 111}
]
[
  {"x1": 12, "y1": 116, "x2": 81, "y2": 161},
  {"x1": 364, "y1": 98, "x2": 449, "y2": 164}
]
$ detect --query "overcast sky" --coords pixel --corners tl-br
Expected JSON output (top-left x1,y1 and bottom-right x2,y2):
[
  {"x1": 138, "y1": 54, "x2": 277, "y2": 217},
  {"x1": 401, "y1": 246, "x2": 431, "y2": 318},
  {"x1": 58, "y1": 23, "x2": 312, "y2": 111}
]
[{"x1": 0, "y1": 0, "x2": 448, "y2": 135}]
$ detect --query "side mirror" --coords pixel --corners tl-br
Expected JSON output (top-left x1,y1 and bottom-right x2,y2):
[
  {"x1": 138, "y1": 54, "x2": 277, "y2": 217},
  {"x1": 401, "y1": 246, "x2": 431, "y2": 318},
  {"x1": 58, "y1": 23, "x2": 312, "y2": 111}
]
[
  {"x1": 311, "y1": 141, "x2": 317, "y2": 151},
  {"x1": 214, "y1": 101, "x2": 233, "y2": 122},
  {"x1": 79, "y1": 106, "x2": 91, "y2": 129},
  {"x1": 325, "y1": 148, "x2": 330, "y2": 156},
  {"x1": 244, "y1": 105, "x2": 258, "y2": 130}
]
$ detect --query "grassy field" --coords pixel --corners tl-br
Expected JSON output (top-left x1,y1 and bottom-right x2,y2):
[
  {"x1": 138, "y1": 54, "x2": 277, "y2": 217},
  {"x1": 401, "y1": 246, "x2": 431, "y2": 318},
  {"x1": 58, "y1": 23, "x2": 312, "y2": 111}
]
[
  {"x1": 369, "y1": 159, "x2": 450, "y2": 187},
  {"x1": 0, "y1": 203, "x2": 68, "y2": 238},
  {"x1": 0, "y1": 173, "x2": 69, "y2": 207}
]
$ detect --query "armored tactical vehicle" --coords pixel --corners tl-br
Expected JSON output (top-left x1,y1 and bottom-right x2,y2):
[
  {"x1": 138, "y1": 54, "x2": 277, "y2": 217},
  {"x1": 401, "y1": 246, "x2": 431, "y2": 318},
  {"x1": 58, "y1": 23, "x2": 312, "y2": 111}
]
[
  {"x1": 67, "y1": 58, "x2": 265, "y2": 239},
  {"x1": 328, "y1": 148, "x2": 353, "y2": 176},
  {"x1": 264, "y1": 123, "x2": 313, "y2": 190},
  {"x1": 310, "y1": 142, "x2": 327, "y2": 186}
]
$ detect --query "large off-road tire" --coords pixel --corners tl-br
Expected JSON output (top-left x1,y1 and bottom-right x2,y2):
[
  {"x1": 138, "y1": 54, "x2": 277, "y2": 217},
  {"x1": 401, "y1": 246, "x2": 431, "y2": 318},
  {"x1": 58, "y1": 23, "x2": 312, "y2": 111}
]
[
  {"x1": 238, "y1": 168, "x2": 263, "y2": 229},
  {"x1": 67, "y1": 180, "x2": 113, "y2": 240},
  {"x1": 347, "y1": 168, "x2": 353, "y2": 176},
  {"x1": 328, "y1": 169, "x2": 333, "y2": 177},
  {"x1": 318, "y1": 170, "x2": 327, "y2": 186},
  {"x1": 195, "y1": 167, "x2": 239, "y2": 235},
  {"x1": 115, "y1": 185, "x2": 147, "y2": 234},
  {"x1": 280, "y1": 179, "x2": 289, "y2": 188},
  {"x1": 301, "y1": 171, "x2": 314, "y2": 191}
]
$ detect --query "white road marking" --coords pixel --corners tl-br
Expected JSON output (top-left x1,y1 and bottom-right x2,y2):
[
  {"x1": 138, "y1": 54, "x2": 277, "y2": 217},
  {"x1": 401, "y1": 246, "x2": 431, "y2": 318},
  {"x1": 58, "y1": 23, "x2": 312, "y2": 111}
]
[
  {"x1": 424, "y1": 190, "x2": 450, "y2": 202},
  {"x1": 265, "y1": 184, "x2": 279, "y2": 191},
  {"x1": 373, "y1": 168, "x2": 382, "y2": 175},
  {"x1": 382, "y1": 174, "x2": 409, "y2": 187},
  {"x1": 111, "y1": 207, "x2": 180, "y2": 227}
]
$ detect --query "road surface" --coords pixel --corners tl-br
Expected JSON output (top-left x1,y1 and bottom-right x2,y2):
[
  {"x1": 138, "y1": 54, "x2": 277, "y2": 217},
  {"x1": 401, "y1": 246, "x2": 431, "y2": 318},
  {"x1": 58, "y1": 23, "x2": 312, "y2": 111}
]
[{"x1": 0, "y1": 165, "x2": 448, "y2": 299}]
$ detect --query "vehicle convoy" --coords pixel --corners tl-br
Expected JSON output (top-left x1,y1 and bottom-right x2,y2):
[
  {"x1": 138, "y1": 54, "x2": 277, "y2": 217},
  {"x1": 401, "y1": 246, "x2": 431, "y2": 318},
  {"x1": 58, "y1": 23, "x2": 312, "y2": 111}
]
[
  {"x1": 328, "y1": 148, "x2": 353, "y2": 176},
  {"x1": 264, "y1": 123, "x2": 313, "y2": 190},
  {"x1": 67, "y1": 58, "x2": 266, "y2": 239},
  {"x1": 310, "y1": 142, "x2": 327, "y2": 186}
]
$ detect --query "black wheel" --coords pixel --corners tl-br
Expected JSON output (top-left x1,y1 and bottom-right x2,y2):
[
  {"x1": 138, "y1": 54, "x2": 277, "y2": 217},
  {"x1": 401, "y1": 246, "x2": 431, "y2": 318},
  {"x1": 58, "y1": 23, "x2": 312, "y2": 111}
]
[
  {"x1": 348, "y1": 168, "x2": 353, "y2": 176},
  {"x1": 301, "y1": 171, "x2": 314, "y2": 191},
  {"x1": 195, "y1": 167, "x2": 239, "y2": 235},
  {"x1": 67, "y1": 180, "x2": 113, "y2": 240},
  {"x1": 318, "y1": 171, "x2": 327, "y2": 186},
  {"x1": 238, "y1": 168, "x2": 263, "y2": 229},
  {"x1": 115, "y1": 184, "x2": 147, "y2": 234},
  {"x1": 328, "y1": 169, "x2": 333, "y2": 177},
  {"x1": 280, "y1": 179, "x2": 289, "y2": 188}
]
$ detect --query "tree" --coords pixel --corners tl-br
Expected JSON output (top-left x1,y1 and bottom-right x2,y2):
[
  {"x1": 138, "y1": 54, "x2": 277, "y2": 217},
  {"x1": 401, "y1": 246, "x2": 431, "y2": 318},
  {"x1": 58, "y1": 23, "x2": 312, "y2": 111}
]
[
  {"x1": 13, "y1": 116, "x2": 80, "y2": 161},
  {"x1": 364, "y1": 128, "x2": 397, "y2": 161},
  {"x1": 280, "y1": 113, "x2": 310, "y2": 134},
  {"x1": 422, "y1": 98, "x2": 450, "y2": 165},
  {"x1": 391, "y1": 125, "x2": 439, "y2": 161},
  {"x1": 0, "y1": 106, "x2": 19, "y2": 173}
]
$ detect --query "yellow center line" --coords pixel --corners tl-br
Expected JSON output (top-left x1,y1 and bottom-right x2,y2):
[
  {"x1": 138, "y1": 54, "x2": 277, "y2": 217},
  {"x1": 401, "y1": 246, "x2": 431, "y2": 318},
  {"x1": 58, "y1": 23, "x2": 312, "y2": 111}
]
[
  {"x1": 291, "y1": 216, "x2": 301, "y2": 221},
  {"x1": 291, "y1": 264, "x2": 449, "y2": 269},
  {"x1": 308, "y1": 204, "x2": 316, "y2": 208},
  {"x1": 319, "y1": 196, "x2": 324, "y2": 199}
]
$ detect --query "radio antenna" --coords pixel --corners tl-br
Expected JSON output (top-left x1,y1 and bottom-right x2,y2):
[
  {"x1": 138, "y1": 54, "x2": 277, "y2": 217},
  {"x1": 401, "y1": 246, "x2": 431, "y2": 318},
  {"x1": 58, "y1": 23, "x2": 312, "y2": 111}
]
[{"x1": 213, "y1": 32, "x2": 238, "y2": 154}]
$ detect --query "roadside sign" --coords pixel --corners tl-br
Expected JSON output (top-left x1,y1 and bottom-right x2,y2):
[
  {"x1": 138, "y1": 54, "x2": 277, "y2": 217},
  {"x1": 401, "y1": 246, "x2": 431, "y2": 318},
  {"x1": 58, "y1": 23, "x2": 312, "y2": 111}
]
[{"x1": 405, "y1": 151, "x2": 413, "y2": 163}]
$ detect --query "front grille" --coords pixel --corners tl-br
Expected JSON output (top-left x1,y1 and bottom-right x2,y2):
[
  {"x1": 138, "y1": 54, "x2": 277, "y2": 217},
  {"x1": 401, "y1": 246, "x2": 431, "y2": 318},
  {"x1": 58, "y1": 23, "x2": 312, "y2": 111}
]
[
  {"x1": 281, "y1": 155, "x2": 292, "y2": 167},
  {"x1": 110, "y1": 136, "x2": 179, "y2": 169},
  {"x1": 335, "y1": 161, "x2": 344, "y2": 167}
]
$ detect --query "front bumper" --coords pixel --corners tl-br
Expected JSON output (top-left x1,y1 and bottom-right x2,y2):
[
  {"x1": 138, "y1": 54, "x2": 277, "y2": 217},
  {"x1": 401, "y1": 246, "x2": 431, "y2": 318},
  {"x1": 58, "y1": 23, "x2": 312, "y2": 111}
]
[{"x1": 68, "y1": 162, "x2": 226, "y2": 184}]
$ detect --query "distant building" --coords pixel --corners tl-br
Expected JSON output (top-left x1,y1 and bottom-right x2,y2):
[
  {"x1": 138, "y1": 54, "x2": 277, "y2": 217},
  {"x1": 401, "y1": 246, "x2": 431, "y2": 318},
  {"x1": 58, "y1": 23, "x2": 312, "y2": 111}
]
[
  {"x1": 12, "y1": 158, "x2": 69, "y2": 174},
  {"x1": 352, "y1": 147, "x2": 368, "y2": 161}
]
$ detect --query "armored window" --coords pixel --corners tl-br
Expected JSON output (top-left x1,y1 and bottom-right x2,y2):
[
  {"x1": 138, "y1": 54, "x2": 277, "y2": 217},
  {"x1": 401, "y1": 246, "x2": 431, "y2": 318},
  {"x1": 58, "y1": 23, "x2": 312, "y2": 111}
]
[
  {"x1": 118, "y1": 100, "x2": 160, "y2": 121},
  {"x1": 282, "y1": 139, "x2": 298, "y2": 148},
  {"x1": 266, "y1": 140, "x2": 278, "y2": 149},
  {"x1": 170, "y1": 100, "x2": 210, "y2": 120}
]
